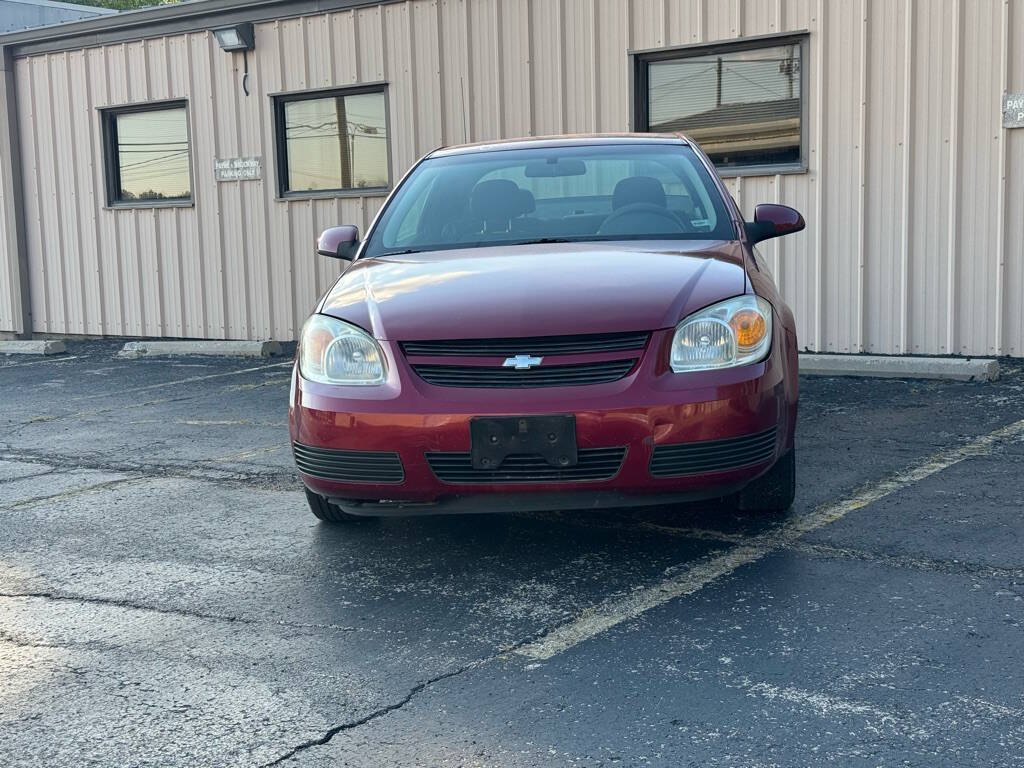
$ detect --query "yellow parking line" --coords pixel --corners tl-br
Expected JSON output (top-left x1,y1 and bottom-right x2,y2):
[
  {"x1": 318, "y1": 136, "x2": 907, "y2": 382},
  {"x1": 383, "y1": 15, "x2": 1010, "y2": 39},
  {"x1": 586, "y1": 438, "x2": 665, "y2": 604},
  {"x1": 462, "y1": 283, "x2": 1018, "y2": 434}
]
[{"x1": 513, "y1": 417, "x2": 1024, "y2": 661}]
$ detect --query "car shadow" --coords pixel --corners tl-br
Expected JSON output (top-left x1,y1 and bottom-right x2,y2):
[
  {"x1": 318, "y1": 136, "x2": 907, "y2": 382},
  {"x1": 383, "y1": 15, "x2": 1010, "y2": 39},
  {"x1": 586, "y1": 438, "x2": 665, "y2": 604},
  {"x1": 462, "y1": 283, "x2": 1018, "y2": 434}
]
[{"x1": 297, "y1": 499, "x2": 795, "y2": 640}]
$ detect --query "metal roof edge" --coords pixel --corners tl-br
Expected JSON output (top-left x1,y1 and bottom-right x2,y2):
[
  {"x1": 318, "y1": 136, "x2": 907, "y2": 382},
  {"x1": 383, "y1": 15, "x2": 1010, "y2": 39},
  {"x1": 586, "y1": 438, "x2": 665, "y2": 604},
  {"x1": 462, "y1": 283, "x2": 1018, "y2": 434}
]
[
  {"x1": 1, "y1": 0, "x2": 117, "y2": 14},
  {"x1": 0, "y1": 0, "x2": 397, "y2": 56}
]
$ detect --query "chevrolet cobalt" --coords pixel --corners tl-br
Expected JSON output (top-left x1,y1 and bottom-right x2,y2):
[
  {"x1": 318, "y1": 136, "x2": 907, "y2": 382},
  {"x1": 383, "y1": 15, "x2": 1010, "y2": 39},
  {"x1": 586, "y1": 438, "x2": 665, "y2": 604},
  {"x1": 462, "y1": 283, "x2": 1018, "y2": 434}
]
[{"x1": 289, "y1": 135, "x2": 805, "y2": 522}]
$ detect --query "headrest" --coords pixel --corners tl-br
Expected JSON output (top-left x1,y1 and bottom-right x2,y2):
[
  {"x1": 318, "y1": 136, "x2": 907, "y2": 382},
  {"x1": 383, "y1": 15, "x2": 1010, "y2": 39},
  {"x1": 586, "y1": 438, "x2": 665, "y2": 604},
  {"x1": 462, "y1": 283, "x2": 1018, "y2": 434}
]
[
  {"x1": 612, "y1": 176, "x2": 667, "y2": 210},
  {"x1": 470, "y1": 179, "x2": 531, "y2": 221},
  {"x1": 517, "y1": 188, "x2": 536, "y2": 215}
]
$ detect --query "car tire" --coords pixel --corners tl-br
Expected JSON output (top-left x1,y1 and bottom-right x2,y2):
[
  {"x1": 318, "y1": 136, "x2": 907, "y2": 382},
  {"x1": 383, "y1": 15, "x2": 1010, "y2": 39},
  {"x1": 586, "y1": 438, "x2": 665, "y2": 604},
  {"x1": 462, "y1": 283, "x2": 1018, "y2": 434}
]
[
  {"x1": 304, "y1": 489, "x2": 372, "y2": 523},
  {"x1": 735, "y1": 448, "x2": 796, "y2": 513}
]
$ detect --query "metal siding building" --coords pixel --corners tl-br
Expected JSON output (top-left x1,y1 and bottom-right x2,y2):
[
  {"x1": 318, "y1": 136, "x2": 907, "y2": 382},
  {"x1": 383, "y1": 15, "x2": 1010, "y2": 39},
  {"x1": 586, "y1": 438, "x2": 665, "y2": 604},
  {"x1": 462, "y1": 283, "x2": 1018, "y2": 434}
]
[{"x1": 0, "y1": 0, "x2": 1021, "y2": 356}]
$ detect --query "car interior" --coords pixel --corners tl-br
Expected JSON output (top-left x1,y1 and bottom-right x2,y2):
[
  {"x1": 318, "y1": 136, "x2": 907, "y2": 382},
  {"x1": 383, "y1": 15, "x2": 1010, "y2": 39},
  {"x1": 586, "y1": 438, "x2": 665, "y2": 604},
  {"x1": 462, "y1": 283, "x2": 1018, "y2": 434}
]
[{"x1": 433, "y1": 174, "x2": 714, "y2": 242}]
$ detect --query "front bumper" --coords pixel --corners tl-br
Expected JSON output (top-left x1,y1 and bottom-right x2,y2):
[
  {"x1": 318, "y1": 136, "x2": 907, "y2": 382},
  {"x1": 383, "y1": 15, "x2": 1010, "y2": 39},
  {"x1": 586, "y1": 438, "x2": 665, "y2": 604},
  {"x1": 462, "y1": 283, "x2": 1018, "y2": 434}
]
[{"x1": 289, "y1": 328, "x2": 798, "y2": 514}]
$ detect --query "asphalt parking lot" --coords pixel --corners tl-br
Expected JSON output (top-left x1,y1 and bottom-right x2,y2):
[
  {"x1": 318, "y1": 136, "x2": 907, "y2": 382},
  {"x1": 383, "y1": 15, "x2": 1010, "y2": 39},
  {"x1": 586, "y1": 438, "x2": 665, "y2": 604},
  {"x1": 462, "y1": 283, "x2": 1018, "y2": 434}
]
[{"x1": 1, "y1": 341, "x2": 1022, "y2": 767}]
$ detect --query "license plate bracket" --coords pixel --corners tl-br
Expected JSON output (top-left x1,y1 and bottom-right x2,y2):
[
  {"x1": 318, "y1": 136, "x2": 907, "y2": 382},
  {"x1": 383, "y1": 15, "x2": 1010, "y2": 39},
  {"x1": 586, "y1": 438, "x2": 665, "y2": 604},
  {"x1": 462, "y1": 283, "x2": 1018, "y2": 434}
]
[{"x1": 470, "y1": 415, "x2": 578, "y2": 470}]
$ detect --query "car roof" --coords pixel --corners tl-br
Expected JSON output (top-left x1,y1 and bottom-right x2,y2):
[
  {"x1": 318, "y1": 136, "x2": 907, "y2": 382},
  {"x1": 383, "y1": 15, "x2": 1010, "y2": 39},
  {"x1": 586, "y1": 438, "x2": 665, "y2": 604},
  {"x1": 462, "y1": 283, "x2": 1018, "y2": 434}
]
[{"x1": 428, "y1": 133, "x2": 691, "y2": 158}]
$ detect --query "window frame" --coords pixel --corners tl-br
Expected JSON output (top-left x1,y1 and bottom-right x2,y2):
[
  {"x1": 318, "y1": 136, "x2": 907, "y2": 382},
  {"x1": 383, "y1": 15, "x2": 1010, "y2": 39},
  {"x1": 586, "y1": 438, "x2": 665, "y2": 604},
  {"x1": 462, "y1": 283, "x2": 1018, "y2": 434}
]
[
  {"x1": 631, "y1": 32, "x2": 809, "y2": 178},
  {"x1": 272, "y1": 83, "x2": 392, "y2": 200},
  {"x1": 100, "y1": 100, "x2": 194, "y2": 209}
]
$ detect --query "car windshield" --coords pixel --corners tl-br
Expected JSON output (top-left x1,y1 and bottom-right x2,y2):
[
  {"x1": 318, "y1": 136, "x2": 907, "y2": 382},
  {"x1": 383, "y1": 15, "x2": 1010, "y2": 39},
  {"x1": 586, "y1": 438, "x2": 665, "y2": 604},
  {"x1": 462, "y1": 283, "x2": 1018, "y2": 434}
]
[{"x1": 362, "y1": 142, "x2": 735, "y2": 257}]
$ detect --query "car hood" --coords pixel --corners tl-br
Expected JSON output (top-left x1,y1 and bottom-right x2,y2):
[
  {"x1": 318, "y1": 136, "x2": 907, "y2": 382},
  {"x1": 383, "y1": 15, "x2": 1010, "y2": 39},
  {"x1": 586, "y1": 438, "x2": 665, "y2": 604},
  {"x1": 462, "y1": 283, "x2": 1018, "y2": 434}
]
[{"x1": 319, "y1": 240, "x2": 748, "y2": 340}]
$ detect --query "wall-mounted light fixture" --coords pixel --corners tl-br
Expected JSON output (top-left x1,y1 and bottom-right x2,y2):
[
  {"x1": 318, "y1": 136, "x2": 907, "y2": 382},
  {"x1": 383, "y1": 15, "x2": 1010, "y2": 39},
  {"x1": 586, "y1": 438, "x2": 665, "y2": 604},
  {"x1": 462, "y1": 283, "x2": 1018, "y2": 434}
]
[
  {"x1": 212, "y1": 22, "x2": 255, "y2": 96},
  {"x1": 213, "y1": 22, "x2": 254, "y2": 52}
]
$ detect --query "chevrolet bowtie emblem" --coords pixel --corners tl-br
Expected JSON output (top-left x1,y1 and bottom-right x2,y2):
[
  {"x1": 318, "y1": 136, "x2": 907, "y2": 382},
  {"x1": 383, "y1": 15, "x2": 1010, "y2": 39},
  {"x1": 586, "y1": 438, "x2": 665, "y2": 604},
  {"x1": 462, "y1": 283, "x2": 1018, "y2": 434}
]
[{"x1": 502, "y1": 355, "x2": 543, "y2": 370}]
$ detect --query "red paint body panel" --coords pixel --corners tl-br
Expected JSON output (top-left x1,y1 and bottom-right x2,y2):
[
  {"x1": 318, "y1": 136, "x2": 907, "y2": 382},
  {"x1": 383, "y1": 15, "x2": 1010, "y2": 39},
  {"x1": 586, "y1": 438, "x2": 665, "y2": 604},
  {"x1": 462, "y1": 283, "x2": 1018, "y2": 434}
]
[{"x1": 319, "y1": 241, "x2": 747, "y2": 341}]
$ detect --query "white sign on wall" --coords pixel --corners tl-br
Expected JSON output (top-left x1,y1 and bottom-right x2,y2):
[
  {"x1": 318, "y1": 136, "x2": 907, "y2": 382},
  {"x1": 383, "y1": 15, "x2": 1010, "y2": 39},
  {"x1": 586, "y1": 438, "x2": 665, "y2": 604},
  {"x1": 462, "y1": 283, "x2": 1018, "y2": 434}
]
[
  {"x1": 214, "y1": 157, "x2": 262, "y2": 181},
  {"x1": 1003, "y1": 93, "x2": 1024, "y2": 128}
]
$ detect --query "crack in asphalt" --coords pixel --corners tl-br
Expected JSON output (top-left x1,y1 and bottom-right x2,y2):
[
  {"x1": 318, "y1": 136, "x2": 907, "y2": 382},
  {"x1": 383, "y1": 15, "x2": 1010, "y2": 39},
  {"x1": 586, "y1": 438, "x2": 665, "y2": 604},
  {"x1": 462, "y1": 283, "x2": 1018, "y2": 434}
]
[
  {"x1": 0, "y1": 450, "x2": 299, "y2": 492},
  {"x1": 0, "y1": 466, "x2": 62, "y2": 485},
  {"x1": 0, "y1": 628, "x2": 120, "y2": 652},
  {"x1": 0, "y1": 590, "x2": 260, "y2": 624},
  {"x1": 259, "y1": 664, "x2": 475, "y2": 767},
  {"x1": 791, "y1": 541, "x2": 1024, "y2": 581},
  {"x1": 258, "y1": 622, "x2": 561, "y2": 767},
  {"x1": 0, "y1": 477, "x2": 147, "y2": 511},
  {"x1": 0, "y1": 591, "x2": 357, "y2": 633}
]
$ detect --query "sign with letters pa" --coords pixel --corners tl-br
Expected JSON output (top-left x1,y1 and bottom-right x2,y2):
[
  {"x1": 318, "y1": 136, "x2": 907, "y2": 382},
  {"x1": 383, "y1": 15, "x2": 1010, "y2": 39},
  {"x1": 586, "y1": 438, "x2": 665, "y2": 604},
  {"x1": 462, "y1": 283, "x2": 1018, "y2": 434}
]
[{"x1": 1003, "y1": 93, "x2": 1024, "y2": 128}]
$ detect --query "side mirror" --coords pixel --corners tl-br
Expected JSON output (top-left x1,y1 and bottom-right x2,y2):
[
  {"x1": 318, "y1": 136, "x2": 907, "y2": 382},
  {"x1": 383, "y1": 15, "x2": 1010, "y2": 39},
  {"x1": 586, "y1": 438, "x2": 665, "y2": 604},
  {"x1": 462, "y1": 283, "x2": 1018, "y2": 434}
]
[
  {"x1": 317, "y1": 225, "x2": 360, "y2": 260},
  {"x1": 744, "y1": 204, "x2": 805, "y2": 244}
]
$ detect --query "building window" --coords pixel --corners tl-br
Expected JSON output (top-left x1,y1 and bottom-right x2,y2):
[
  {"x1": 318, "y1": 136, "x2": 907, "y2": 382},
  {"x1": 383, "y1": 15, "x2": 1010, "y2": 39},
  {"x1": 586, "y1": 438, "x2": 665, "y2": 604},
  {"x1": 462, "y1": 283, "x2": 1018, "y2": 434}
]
[
  {"x1": 102, "y1": 102, "x2": 192, "y2": 205},
  {"x1": 274, "y1": 86, "x2": 389, "y2": 197},
  {"x1": 635, "y1": 36, "x2": 806, "y2": 174}
]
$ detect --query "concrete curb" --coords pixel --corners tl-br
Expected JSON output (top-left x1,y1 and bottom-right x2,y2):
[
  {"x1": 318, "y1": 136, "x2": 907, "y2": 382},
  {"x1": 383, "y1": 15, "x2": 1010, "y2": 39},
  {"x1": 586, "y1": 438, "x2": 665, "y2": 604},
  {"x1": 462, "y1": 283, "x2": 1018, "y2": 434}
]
[
  {"x1": 799, "y1": 354, "x2": 999, "y2": 382},
  {"x1": 0, "y1": 339, "x2": 67, "y2": 356},
  {"x1": 118, "y1": 340, "x2": 283, "y2": 359}
]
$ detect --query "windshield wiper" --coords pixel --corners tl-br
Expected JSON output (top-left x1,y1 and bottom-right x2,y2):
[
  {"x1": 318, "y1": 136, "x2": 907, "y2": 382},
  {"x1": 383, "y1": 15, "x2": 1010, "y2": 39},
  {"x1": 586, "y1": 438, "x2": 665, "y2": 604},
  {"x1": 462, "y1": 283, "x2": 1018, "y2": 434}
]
[{"x1": 509, "y1": 237, "x2": 574, "y2": 245}]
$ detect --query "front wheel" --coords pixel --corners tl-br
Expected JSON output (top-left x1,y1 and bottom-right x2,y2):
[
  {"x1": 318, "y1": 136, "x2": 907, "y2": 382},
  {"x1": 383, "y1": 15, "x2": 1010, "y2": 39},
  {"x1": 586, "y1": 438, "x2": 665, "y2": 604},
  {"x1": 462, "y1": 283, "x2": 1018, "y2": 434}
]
[
  {"x1": 735, "y1": 448, "x2": 795, "y2": 513},
  {"x1": 304, "y1": 489, "x2": 372, "y2": 523}
]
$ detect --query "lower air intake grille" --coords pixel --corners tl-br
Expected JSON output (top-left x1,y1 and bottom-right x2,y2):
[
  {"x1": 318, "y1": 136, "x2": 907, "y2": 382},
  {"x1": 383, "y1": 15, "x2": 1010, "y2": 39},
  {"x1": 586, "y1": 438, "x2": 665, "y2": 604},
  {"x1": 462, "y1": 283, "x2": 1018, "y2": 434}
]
[
  {"x1": 427, "y1": 447, "x2": 626, "y2": 483},
  {"x1": 649, "y1": 427, "x2": 777, "y2": 477},
  {"x1": 412, "y1": 359, "x2": 637, "y2": 388},
  {"x1": 293, "y1": 442, "x2": 404, "y2": 483}
]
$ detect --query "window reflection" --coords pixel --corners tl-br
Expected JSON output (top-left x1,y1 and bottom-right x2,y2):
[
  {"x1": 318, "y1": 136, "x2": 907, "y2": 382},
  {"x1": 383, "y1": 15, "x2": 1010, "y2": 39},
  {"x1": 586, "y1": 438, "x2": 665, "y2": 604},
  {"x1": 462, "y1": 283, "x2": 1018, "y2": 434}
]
[
  {"x1": 115, "y1": 107, "x2": 191, "y2": 201},
  {"x1": 646, "y1": 43, "x2": 802, "y2": 169},
  {"x1": 283, "y1": 91, "x2": 388, "y2": 193}
]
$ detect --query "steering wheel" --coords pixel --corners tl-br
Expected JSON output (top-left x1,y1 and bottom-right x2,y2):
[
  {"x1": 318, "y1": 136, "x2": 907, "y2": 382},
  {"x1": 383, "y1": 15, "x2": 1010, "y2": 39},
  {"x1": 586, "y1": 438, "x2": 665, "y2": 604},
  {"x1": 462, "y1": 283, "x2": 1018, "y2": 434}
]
[{"x1": 597, "y1": 202, "x2": 685, "y2": 236}]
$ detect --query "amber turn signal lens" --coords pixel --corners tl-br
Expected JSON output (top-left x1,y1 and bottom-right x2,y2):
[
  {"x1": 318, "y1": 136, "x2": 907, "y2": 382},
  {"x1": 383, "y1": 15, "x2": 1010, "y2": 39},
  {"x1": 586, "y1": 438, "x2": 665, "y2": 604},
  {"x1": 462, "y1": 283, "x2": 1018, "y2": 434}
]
[{"x1": 730, "y1": 309, "x2": 767, "y2": 350}]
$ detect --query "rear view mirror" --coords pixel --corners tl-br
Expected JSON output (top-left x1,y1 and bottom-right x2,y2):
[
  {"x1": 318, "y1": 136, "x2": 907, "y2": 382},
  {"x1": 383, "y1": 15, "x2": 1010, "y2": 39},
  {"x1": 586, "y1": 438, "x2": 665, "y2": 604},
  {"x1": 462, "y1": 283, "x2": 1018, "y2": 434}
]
[
  {"x1": 744, "y1": 204, "x2": 805, "y2": 244},
  {"x1": 524, "y1": 158, "x2": 587, "y2": 177},
  {"x1": 317, "y1": 225, "x2": 360, "y2": 260}
]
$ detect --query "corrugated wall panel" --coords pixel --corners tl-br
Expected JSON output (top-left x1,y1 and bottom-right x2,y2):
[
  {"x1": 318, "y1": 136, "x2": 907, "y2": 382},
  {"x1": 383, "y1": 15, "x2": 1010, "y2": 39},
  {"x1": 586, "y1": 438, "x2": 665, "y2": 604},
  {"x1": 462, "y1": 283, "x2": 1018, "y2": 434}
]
[
  {"x1": 6, "y1": 0, "x2": 1022, "y2": 356},
  {"x1": 68, "y1": 49, "x2": 104, "y2": 336},
  {"x1": 50, "y1": 53, "x2": 83, "y2": 335},
  {"x1": 908, "y1": 0, "x2": 955, "y2": 354},
  {"x1": 563, "y1": 0, "x2": 597, "y2": 133},
  {"x1": 595, "y1": 0, "x2": 630, "y2": 131},
  {"x1": 0, "y1": 54, "x2": 20, "y2": 335},
  {"x1": 1004, "y1": 0, "x2": 1024, "y2": 356},
  {"x1": 189, "y1": 31, "x2": 224, "y2": 339},
  {"x1": 819, "y1": 0, "x2": 862, "y2": 352},
  {"x1": 530, "y1": 0, "x2": 565, "y2": 136},
  {"x1": 955, "y1": 1, "x2": 1003, "y2": 355},
  {"x1": 499, "y1": 0, "x2": 531, "y2": 137}
]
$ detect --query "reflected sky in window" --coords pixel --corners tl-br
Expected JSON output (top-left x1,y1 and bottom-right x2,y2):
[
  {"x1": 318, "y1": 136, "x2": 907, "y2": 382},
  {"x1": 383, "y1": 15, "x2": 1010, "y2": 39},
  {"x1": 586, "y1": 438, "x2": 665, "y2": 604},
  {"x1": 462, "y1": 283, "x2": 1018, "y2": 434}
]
[
  {"x1": 116, "y1": 108, "x2": 191, "y2": 201},
  {"x1": 284, "y1": 92, "x2": 387, "y2": 192}
]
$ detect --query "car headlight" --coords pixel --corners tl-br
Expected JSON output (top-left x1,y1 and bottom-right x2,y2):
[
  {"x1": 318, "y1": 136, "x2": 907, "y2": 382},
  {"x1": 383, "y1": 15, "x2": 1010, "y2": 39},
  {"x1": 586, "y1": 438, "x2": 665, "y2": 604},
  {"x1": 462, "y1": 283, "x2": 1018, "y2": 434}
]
[
  {"x1": 299, "y1": 314, "x2": 386, "y2": 385},
  {"x1": 670, "y1": 295, "x2": 773, "y2": 372}
]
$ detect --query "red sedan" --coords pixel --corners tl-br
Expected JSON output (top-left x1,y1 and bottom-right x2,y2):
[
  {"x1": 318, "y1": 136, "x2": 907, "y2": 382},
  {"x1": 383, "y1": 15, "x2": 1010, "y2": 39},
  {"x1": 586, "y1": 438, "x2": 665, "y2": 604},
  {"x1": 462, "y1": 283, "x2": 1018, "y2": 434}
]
[{"x1": 289, "y1": 135, "x2": 804, "y2": 522}]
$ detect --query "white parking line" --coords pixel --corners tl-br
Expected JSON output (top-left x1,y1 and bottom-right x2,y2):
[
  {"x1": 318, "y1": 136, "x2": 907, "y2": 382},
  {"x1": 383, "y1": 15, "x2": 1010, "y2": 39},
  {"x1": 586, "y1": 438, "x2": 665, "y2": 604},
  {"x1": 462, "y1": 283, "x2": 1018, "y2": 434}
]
[
  {"x1": 0, "y1": 356, "x2": 81, "y2": 369},
  {"x1": 73, "y1": 361, "x2": 293, "y2": 401},
  {"x1": 514, "y1": 417, "x2": 1024, "y2": 661}
]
